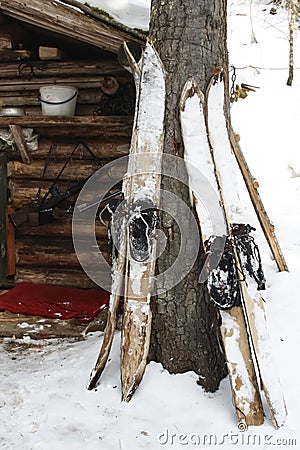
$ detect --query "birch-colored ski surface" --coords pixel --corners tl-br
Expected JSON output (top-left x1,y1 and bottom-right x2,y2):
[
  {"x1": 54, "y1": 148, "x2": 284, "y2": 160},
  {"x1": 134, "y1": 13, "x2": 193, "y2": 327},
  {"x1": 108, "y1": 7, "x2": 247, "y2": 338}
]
[
  {"x1": 87, "y1": 43, "x2": 142, "y2": 391},
  {"x1": 121, "y1": 40, "x2": 165, "y2": 402},
  {"x1": 180, "y1": 78, "x2": 264, "y2": 427},
  {"x1": 206, "y1": 70, "x2": 287, "y2": 429}
]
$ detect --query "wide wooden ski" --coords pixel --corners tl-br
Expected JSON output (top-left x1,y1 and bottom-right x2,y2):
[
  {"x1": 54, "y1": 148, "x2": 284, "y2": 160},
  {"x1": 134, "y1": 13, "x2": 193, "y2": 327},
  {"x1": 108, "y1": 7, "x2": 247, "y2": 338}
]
[
  {"x1": 180, "y1": 78, "x2": 264, "y2": 427},
  {"x1": 87, "y1": 42, "x2": 142, "y2": 391},
  {"x1": 205, "y1": 69, "x2": 287, "y2": 429},
  {"x1": 120, "y1": 40, "x2": 165, "y2": 402}
]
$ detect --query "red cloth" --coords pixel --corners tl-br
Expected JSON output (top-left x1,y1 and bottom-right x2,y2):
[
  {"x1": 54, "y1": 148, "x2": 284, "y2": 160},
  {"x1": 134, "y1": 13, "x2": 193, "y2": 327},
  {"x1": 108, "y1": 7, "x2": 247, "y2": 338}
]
[{"x1": 0, "y1": 282, "x2": 109, "y2": 323}]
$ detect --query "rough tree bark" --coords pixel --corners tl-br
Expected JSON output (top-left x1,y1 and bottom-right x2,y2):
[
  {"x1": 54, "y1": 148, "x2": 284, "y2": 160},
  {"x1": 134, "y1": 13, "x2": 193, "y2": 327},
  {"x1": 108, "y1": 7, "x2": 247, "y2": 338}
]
[{"x1": 148, "y1": 0, "x2": 229, "y2": 391}]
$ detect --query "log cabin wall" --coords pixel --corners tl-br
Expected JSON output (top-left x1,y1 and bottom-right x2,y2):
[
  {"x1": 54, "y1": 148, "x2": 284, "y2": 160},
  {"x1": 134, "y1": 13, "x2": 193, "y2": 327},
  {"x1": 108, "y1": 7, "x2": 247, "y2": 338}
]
[{"x1": 0, "y1": 15, "x2": 135, "y2": 290}]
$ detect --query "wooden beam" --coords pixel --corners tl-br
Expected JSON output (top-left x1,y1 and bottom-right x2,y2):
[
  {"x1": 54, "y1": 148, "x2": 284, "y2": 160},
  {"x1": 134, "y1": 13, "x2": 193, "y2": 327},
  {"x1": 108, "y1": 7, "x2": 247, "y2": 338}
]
[
  {"x1": 0, "y1": 115, "x2": 133, "y2": 128},
  {"x1": 16, "y1": 217, "x2": 108, "y2": 240},
  {"x1": 9, "y1": 125, "x2": 32, "y2": 164},
  {"x1": 0, "y1": 0, "x2": 144, "y2": 54},
  {"x1": 0, "y1": 116, "x2": 133, "y2": 138},
  {"x1": 8, "y1": 159, "x2": 126, "y2": 182},
  {"x1": 0, "y1": 153, "x2": 7, "y2": 283},
  {"x1": 0, "y1": 78, "x2": 129, "y2": 93},
  {"x1": 6, "y1": 204, "x2": 16, "y2": 276},
  {"x1": 15, "y1": 266, "x2": 99, "y2": 289},
  {"x1": 229, "y1": 129, "x2": 288, "y2": 272},
  {"x1": 0, "y1": 60, "x2": 131, "y2": 79}
]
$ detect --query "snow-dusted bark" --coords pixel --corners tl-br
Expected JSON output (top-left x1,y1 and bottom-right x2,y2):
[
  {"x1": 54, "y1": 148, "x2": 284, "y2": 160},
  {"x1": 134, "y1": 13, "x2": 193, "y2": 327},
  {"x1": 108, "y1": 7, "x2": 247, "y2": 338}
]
[{"x1": 149, "y1": 0, "x2": 228, "y2": 392}]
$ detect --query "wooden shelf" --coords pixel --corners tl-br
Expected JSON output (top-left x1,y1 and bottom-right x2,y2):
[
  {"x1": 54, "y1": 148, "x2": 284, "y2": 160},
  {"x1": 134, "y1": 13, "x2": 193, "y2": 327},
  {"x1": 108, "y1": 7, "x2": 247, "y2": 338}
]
[{"x1": 0, "y1": 115, "x2": 133, "y2": 137}]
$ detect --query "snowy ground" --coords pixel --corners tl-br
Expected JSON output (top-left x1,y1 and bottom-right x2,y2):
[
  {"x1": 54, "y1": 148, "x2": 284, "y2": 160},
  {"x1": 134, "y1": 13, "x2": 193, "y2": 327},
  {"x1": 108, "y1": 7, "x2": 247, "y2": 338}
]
[{"x1": 1, "y1": 1, "x2": 300, "y2": 449}]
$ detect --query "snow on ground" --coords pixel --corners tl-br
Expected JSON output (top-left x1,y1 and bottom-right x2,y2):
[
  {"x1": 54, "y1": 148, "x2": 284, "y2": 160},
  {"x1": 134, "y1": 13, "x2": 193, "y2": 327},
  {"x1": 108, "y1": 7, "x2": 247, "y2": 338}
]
[{"x1": 1, "y1": 1, "x2": 300, "y2": 449}]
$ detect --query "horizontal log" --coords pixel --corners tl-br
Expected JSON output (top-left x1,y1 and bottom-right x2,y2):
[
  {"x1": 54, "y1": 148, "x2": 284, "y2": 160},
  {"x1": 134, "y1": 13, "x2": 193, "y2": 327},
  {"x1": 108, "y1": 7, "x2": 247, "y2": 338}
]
[
  {"x1": 0, "y1": 59, "x2": 130, "y2": 79},
  {"x1": 16, "y1": 217, "x2": 108, "y2": 240},
  {"x1": 8, "y1": 176, "x2": 124, "y2": 208},
  {"x1": 7, "y1": 161, "x2": 126, "y2": 185},
  {"x1": 0, "y1": 75, "x2": 131, "y2": 92},
  {"x1": 0, "y1": 116, "x2": 133, "y2": 138},
  {"x1": 22, "y1": 104, "x2": 100, "y2": 117},
  {"x1": 33, "y1": 138, "x2": 130, "y2": 159},
  {"x1": 16, "y1": 240, "x2": 110, "y2": 268},
  {"x1": 0, "y1": 0, "x2": 144, "y2": 54},
  {"x1": 15, "y1": 267, "x2": 101, "y2": 289},
  {"x1": 8, "y1": 160, "x2": 101, "y2": 180},
  {"x1": 0, "y1": 90, "x2": 104, "y2": 106}
]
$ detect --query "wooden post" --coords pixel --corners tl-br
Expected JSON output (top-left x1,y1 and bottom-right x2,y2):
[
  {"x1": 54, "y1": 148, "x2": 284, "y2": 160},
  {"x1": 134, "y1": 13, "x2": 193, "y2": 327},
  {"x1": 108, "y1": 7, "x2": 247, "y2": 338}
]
[
  {"x1": 229, "y1": 129, "x2": 288, "y2": 272},
  {"x1": 6, "y1": 204, "x2": 16, "y2": 276},
  {"x1": 9, "y1": 124, "x2": 32, "y2": 164},
  {"x1": 0, "y1": 152, "x2": 7, "y2": 283}
]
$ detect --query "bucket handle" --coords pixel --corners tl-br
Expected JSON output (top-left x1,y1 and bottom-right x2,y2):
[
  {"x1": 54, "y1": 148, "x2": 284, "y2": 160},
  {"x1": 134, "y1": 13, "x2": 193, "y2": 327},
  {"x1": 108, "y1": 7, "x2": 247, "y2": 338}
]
[{"x1": 38, "y1": 91, "x2": 78, "y2": 106}]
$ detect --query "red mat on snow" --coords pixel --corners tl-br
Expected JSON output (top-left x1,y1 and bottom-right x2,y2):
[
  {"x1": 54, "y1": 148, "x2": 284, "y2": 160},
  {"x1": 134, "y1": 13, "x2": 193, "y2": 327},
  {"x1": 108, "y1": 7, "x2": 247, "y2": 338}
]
[{"x1": 0, "y1": 282, "x2": 109, "y2": 323}]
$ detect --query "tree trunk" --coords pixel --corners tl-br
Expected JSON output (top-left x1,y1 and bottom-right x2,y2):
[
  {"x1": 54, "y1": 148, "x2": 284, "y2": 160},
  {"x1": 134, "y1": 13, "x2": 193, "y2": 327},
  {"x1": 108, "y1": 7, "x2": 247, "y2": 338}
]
[
  {"x1": 148, "y1": 0, "x2": 228, "y2": 391},
  {"x1": 287, "y1": 0, "x2": 296, "y2": 86}
]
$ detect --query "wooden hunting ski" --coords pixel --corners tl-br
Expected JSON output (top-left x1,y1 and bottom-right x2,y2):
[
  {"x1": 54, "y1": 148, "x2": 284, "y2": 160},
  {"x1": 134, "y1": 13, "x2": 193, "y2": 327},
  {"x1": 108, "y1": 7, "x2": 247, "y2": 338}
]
[
  {"x1": 87, "y1": 43, "x2": 141, "y2": 392},
  {"x1": 88, "y1": 40, "x2": 165, "y2": 403},
  {"x1": 180, "y1": 72, "x2": 287, "y2": 428},
  {"x1": 180, "y1": 78, "x2": 264, "y2": 427},
  {"x1": 206, "y1": 70, "x2": 287, "y2": 428}
]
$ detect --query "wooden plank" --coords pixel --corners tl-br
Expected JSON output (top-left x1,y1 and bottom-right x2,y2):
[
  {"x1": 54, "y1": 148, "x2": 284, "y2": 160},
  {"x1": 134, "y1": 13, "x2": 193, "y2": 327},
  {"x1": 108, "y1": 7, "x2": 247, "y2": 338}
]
[
  {"x1": 8, "y1": 160, "x2": 101, "y2": 180},
  {"x1": 0, "y1": 91, "x2": 104, "y2": 106},
  {"x1": 0, "y1": 310, "x2": 108, "y2": 339},
  {"x1": 15, "y1": 240, "x2": 110, "y2": 268},
  {"x1": 9, "y1": 125, "x2": 32, "y2": 164},
  {"x1": 0, "y1": 0, "x2": 144, "y2": 55},
  {"x1": 15, "y1": 266, "x2": 99, "y2": 289},
  {"x1": 0, "y1": 76, "x2": 130, "y2": 92},
  {"x1": 0, "y1": 115, "x2": 132, "y2": 133},
  {"x1": 0, "y1": 116, "x2": 133, "y2": 138},
  {"x1": 15, "y1": 217, "x2": 108, "y2": 240},
  {"x1": 229, "y1": 129, "x2": 288, "y2": 272},
  {"x1": 0, "y1": 115, "x2": 132, "y2": 127},
  {"x1": 0, "y1": 153, "x2": 7, "y2": 283},
  {"x1": 6, "y1": 204, "x2": 16, "y2": 276},
  {"x1": 0, "y1": 60, "x2": 130, "y2": 79},
  {"x1": 38, "y1": 46, "x2": 65, "y2": 60},
  {"x1": 32, "y1": 138, "x2": 130, "y2": 159}
]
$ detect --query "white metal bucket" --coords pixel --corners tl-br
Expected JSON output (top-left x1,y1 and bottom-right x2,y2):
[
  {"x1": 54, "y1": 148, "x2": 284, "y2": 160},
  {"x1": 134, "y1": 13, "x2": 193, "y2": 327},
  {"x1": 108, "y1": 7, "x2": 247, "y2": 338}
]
[{"x1": 39, "y1": 86, "x2": 78, "y2": 116}]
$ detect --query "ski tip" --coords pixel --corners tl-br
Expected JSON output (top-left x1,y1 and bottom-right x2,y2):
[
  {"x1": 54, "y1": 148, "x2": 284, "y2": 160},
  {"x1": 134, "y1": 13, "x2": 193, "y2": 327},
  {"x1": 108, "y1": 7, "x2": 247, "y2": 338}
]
[
  {"x1": 207, "y1": 66, "x2": 225, "y2": 90},
  {"x1": 270, "y1": 399, "x2": 288, "y2": 429},
  {"x1": 86, "y1": 368, "x2": 102, "y2": 391},
  {"x1": 144, "y1": 38, "x2": 166, "y2": 74},
  {"x1": 180, "y1": 77, "x2": 204, "y2": 111},
  {"x1": 122, "y1": 381, "x2": 138, "y2": 403}
]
